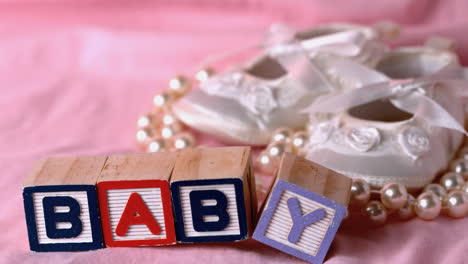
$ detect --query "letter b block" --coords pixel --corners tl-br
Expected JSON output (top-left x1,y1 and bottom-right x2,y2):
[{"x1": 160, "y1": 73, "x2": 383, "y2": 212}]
[
  {"x1": 22, "y1": 157, "x2": 105, "y2": 252},
  {"x1": 97, "y1": 153, "x2": 177, "y2": 247},
  {"x1": 170, "y1": 147, "x2": 257, "y2": 243},
  {"x1": 253, "y1": 153, "x2": 352, "y2": 264}
]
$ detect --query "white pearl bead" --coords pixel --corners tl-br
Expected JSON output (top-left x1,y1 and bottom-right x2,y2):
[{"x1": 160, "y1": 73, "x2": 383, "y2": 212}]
[
  {"x1": 364, "y1": 201, "x2": 387, "y2": 225},
  {"x1": 146, "y1": 138, "x2": 167, "y2": 152},
  {"x1": 414, "y1": 192, "x2": 441, "y2": 220},
  {"x1": 291, "y1": 131, "x2": 309, "y2": 154},
  {"x1": 153, "y1": 92, "x2": 173, "y2": 111},
  {"x1": 267, "y1": 142, "x2": 292, "y2": 161},
  {"x1": 137, "y1": 114, "x2": 155, "y2": 128},
  {"x1": 398, "y1": 194, "x2": 415, "y2": 220},
  {"x1": 256, "y1": 150, "x2": 278, "y2": 175},
  {"x1": 161, "y1": 112, "x2": 178, "y2": 126},
  {"x1": 444, "y1": 190, "x2": 468, "y2": 218},
  {"x1": 195, "y1": 68, "x2": 215, "y2": 82},
  {"x1": 271, "y1": 128, "x2": 294, "y2": 142},
  {"x1": 451, "y1": 159, "x2": 468, "y2": 179},
  {"x1": 350, "y1": 179, "x2": 371, "y2": 205},
  {"x1": 136, "y1": 128, "x2": 153, "y2": 144},
  {"x1": 440, "y1": 172, "x2": 465, "y2": 191},
  {"x1": 172, "y1": 133, "x2": 196, "y2": 150},
  {"x1": 168, "y1": 75, "x2": 191, "y2": 97},
  {"x1": 161, "y1": 123, "x2": 183, "y2": 139},
  {"x1": 380, "y1": 182, "x2": 408, "y2": 209},
  {"x1": 423, "y1": 183, "x2": 447, "y2": 200}
]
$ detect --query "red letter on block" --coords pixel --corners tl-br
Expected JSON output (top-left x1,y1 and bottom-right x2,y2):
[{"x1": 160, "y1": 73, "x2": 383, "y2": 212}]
[
  {"x1": 115, "y1": 193, "x2": 162, "y2": 237},
  {"x1": 98, "y1": 180, "x2": 176, "y2": 247}
]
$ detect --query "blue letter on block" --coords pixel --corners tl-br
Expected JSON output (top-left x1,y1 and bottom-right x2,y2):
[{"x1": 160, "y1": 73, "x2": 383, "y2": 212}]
[
  {"x1": 171, "y1": 178, "x2": 248, "y2": 243},
  {"x1": 23, "y1": 185, "x2": 104, "y2": 252},
  {"x1": 43, "y1": 196, "x2": 83, "y2": 239},
  {"x1": 190, "y1": 190, "x2": 229, "y2": 232}
]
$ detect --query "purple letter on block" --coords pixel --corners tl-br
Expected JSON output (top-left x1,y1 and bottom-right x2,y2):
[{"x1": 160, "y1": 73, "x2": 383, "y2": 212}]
[
  {"x1": 287, "y1": 198, "x2": 326, "y2": 244},
  {"x1": 253, "y1": 180, "x2": 346, "y2": 264}
]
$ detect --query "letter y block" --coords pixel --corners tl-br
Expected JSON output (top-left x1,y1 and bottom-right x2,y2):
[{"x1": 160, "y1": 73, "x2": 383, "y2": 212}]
[
  {"x1": 170, "y1": 147, "x2": 257, "y2": 243},
  {"x1": 253, "y1": 153, "x2": 352, "y2": 264}
]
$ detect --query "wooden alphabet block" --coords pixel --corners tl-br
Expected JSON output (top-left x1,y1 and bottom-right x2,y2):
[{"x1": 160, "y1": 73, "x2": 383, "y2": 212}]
[
  {"x1": 22, "y1": 156, "x2": 106, "y2": 252},
  {"x1": 97, "y1": 153, "x2": 177, "y2": 247},
  {"x1": 253, "y1": 153, "x2": 352, "y2": 264},
  {"x1": 170, "y1": 147, "x2": 257, "y2": 243}
]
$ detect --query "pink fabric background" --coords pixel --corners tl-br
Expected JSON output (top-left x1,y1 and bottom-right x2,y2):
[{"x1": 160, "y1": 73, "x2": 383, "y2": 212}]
[{"x1": 2, "y1": 0, "x2": 468, "y2": 263}]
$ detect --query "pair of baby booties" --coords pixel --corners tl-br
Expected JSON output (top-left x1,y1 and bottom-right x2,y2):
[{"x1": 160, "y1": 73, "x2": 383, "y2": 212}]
[{"x1": 172, "y1": 22, "x2": 467, "y2": 189}]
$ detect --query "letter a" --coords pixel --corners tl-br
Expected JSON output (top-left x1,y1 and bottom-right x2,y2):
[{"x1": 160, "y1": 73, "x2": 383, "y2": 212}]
[
  {"x1": 287, "y1": 197, "x2": 326, "y2": 243},
  {"x1": 115, "y1": 193, "x2": 162, "y2": 237}
]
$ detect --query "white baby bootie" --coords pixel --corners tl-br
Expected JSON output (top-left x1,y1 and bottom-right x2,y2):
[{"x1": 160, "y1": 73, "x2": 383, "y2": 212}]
[
  {"x1": 303, "y1": 37, "x2": 467, "y2": 189},
  {"x1": 173, "y1": 21, "x2": 399, "y2": 145},
  {"x1": 265, "y1": 21, "x2": 399, "y2": 67}
]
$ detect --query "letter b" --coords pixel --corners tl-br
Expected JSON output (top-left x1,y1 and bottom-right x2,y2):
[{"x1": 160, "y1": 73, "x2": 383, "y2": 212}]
[
  {"x1": 43, "y1": 196, "x2": 83, "y2": 239},
  {"x1": 171, "y1": 178, "x2": 249, "y2": 243},
  {"x1": 190, "y1": 190, "x2": 230, "y2": 232}
]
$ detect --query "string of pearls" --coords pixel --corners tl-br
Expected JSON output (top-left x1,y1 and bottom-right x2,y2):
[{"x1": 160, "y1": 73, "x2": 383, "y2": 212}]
[
  {"x1": 137, "y1": 72, "x2": 468, "y2": 225},
  {"x1": 352, "y1": 146, "x2": 468, "y2": 225},
  {"x1": 135, "y1": 68, "x2": 215, "y2": 153},
  {"x1": 255, "y1": 128, "x2": 468, "y2": 225},
  {"x1": 256, "y1": 128, "x2": 309, "y2": 175}
]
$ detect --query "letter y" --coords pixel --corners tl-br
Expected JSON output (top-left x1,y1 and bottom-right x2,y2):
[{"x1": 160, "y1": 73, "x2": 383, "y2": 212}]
[{"x1": 287, "y1": 197, "x2": 326, "y2": 244}]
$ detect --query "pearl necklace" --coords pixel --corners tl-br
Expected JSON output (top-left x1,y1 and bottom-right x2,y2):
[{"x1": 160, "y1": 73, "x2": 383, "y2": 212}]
[
  {"x1": 134, "y1": 72, "x2": 210, "y2": 152},
  {"x1": 260, "y1": 128, "x2": 468, "y2": 225},
  {"x1": 135, "y1": 71, "x2": 468, "y2": 225}
]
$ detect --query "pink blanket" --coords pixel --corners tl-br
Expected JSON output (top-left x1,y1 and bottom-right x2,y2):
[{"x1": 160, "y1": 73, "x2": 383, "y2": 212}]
[{"x1": 2, "y1": 1, "x2": 468, "y2": 263}]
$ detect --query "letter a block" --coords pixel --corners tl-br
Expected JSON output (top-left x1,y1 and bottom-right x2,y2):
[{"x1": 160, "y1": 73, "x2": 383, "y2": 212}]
[
  {"x1": 23, "y1": 157, "x2": 105, "y2": 252},
  {"x1": 97, "y1": 153, "x2": 177, "y2": 247},
  {"x1": 170, "y1": 147, "x2": 257, "y2": 243},
  {"x1": 253, "y1": 153, "x2": 352, "y2": 264}
]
